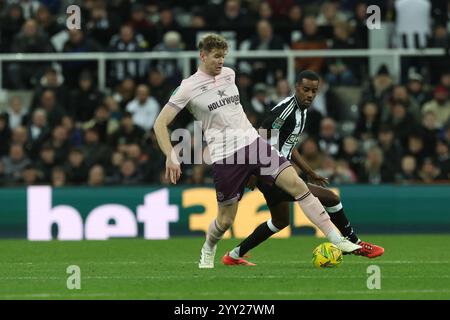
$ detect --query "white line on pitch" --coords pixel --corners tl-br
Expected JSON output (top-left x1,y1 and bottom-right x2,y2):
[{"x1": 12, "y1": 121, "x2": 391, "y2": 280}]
[
  {"x1": 1, "y1": 260, "x2": 450, "y2": 265},
  {"x1": 2, "y1": 275, "x2": 450, "y2": 280},
  {"x1": 1, "y1": 289, "x2": 450, "y2": 299}
]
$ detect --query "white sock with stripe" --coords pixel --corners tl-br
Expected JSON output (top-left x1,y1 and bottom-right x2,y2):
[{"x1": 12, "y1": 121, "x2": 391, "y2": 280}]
[
  {"x1": 296, "y1": 191, "x2": 342, "y2": 243},
  {"x1": 204, "y1": 219, "x2": 226, "y2": 250},
  {"x1": 324, "y1": 202, "x2": 343, "y2": 214}
]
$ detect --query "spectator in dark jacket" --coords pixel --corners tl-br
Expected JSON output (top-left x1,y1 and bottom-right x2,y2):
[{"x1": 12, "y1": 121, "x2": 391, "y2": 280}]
[
  {"x1": 108, "y1": 25, "x2": 148, "y2": 86},
  {"x1": 68, "y1": 71, "x2": 104, "y2": 123},
  {"x1": 86, "y1": 4, "x2": 120, "y2": 48},
  {"x1": 80, "y1": 128, "x2": 112, "y2": 168},
  {"x1": 0, "y1": 4, "x2": 25, "y2": 53},
  {"x1": 30, "y1": 68, "x2": 69, "y2": 111},
  {"x1": 35, "y1": 4, "x2": 62, "y2": 37},
  {"x1": 354, "y1": 101, "x2": 381, "y2": 142},
  {"x1": 325, "y1": 21, "x2": 358, "y2": 85},
  {"x1": 27, "y1": 109, "x2": 51, "y2": 159},
  {"x1": 436, "y1": 139, "x2": 450, "y2": 179},
  {"x1": 62, "y1": 29, "x2": 102, "y2": 87},
  {"x1": 35, "y1": 143, "x2": 57, "y2": 183},
  {"x1": 385, "y1": 101, "x2": 419, "y2": 148},
  {"x1": 360, "y1": 64, "x2": 394, "y2": 108},
  {"x1": 317, "y1": 117, "x2": 342, "y2": 158},
  {"x1": 64, "y1": 148, "x2": 89, "y2": 185},
  {"x1": 35, "y1": 89, "x2": 65, "y2": 129},
  {"x1": 241, "y1": 19, "x2": 286, "y2": 84},
  {"x1": 0, "y1": 114, "x2": 12, "y2": 157},
  {"x1": 2, "y1": 143, "x2": 31, "y2": 183},
  {"x1": 7, "y1": 19, "x2": 54, "y2": 88},
  {"x1": 109, "y1": 112, "x2": 145, "y2": 149},
  {"x1": 395, "y1": 155, "x2": 419, "y2": 184},
  {"x1": 358, "y1": 146, "x2": 395, "y2": 184},
  {"x1": 377, "y1": 124, "x2": 403, "y2": 173},
  {"x1": 217, "y1": 0, "x2": 252, "y2": 30},
  {"x1": 46, "y1": 125, "x2": 70, "y2": 165}
]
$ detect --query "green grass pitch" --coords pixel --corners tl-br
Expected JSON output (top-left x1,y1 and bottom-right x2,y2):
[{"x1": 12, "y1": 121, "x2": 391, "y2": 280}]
[{"x1": 1, "y1": 235, "x2": 450, "y2": 300}]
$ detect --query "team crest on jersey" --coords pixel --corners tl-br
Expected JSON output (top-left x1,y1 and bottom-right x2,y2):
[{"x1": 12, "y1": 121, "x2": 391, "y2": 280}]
[
  {"x1": 287, "y1": 134, "x2": 299, "y2": 144},
  {"x1": 217, "y1": 192, "x2": 225, "y2": 201},
  {"x1": 272, "y1": 117, "x2": 285, "y2": 129},
  {"x1": 217, "y1": 90, "x2": 228, "y2": 98}
]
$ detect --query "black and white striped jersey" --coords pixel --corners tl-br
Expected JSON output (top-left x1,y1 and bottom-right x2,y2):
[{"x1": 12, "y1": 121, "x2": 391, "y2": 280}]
[{"x1": 260, "y1": 95, "x2": 307, "y2": 160}]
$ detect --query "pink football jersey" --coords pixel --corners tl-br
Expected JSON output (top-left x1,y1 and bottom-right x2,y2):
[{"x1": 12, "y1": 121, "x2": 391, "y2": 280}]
[{"x1": 168, "y1": 67, "x2": 259, "y2": 162}]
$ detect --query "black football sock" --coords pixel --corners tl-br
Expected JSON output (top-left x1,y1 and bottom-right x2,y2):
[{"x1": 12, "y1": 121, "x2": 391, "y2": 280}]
[
  {"x1": 230, "y1": 219, "x2": 279, "y2": 258},
  {"x1": 325, "y1": 203, "x2": 360, "y2": 244}
]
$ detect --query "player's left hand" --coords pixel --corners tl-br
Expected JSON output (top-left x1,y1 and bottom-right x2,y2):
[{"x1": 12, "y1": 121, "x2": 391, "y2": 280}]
[{"x1": 307, "y1": 172, "x2": 329, "y2": 187}]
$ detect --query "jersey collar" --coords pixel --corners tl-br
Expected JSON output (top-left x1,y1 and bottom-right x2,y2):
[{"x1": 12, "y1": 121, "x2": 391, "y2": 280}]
[
  {"x1": 197, "y1": 67, "x2": 217, "y2": 80},
  {"x1": 293, "y1": 94, "x2": 302, "y2": 109}
]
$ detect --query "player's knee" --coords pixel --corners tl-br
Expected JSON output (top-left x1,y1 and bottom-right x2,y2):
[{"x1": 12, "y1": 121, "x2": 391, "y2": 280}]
[
  {"x1": 272, "y1": 217, "x2": 289, "y2": 230},
  {"x1": 218, "y1": 215, "x2": 234, "y2": 230},
  {"x1": 328, "y1": 191, "x2": 340, "y2": 206},
  {"x1": 317, "y1": 188, "x2": 341, "y2": 207},
  {"x1": 282, "y1": 177, "x2": 307, "y2": 196}
]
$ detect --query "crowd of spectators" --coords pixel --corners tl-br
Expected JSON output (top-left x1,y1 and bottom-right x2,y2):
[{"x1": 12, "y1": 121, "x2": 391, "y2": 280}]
[{"x1": 0, "y1": 0, "x2": 450, "y2": 187}]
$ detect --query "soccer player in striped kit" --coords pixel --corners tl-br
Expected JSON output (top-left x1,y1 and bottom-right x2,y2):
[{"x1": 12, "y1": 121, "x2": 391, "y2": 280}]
[
  {"x1": 154, "y1": 34, "x2": 361, "y2": 269},
  {"x1": 223, "y1": 70, "x2": 384, "y2": 266}
]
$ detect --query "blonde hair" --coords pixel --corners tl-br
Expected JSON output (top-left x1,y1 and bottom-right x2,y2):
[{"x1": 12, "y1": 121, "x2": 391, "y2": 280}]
[{"x1": 198, "y1": 33, "x2": 228, "y2": 53}]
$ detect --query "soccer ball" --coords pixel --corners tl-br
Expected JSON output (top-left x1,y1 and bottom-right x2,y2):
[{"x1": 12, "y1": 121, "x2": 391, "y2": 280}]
[{"x1": 312, "y1": 242, "x2": 343, "y2": 268}]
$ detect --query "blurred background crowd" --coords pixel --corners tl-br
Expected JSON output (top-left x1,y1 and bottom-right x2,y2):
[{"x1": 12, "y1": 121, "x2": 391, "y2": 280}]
[{"x1": 0, "y1": 0, "x2": 450, "y2": 187}]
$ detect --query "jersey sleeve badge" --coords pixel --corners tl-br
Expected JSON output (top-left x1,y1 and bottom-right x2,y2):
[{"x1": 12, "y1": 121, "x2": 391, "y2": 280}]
[{"x1": 272, "y1": 117, "x2": 285, "y2": 129}]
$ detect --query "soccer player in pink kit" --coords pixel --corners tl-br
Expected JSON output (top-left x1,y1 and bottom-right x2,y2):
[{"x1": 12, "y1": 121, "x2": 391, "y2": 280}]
[{"x1": 154, "y1": 34, "x2": 360, "y2": 269}]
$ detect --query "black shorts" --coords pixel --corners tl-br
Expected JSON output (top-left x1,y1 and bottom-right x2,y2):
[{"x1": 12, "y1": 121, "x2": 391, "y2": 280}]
[{"x1": 256, "y1": 178, "x2": 296, "y2": 207}]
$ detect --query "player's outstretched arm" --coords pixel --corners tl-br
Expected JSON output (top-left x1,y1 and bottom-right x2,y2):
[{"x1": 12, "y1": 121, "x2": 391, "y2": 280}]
[
  {"x1": 153, "y1": 105, "x2": 181, "y2": 184},
  {"x1": 291, "y1": 148, "x2": 328, "y2": 187}
]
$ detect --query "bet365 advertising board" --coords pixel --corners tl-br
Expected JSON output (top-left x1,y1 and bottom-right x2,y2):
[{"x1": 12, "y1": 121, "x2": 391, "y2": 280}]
[{"x1": 0, "y1": 185, "x2": 449, "y2": 239}]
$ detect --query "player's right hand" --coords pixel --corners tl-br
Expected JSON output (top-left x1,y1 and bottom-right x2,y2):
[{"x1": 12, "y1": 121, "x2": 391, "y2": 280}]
[{"x1": 165, "y1": 155, "x2": 181, "y2": 184}]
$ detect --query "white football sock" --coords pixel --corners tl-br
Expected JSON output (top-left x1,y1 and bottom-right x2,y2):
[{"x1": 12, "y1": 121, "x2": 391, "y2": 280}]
[
  {"x1": 205, "y1": 219, "x2": 226, "y2": 250},
  {"x1": 325, "y1": 228, "x2": 343, "y2": 244},
  {"x1": 296, "y1": 191, "x2": 340, "y2": 240},
  {"x1": 229, "y1": 247, "x2": 240, "y2": 259}
]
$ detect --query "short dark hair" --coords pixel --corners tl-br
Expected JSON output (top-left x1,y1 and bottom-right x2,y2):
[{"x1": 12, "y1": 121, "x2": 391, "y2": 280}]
[
  {"x1": 296, "y1": 70, "x2": 320, "y2": 84},
  {"x1": 198, "y1": 33, "x2": 228, "y2": 53}
]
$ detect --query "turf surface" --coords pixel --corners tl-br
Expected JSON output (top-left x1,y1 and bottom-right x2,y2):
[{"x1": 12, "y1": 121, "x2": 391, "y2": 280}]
[{"x1": 1, "y1": 235, "x2": 450, "y2": 300}]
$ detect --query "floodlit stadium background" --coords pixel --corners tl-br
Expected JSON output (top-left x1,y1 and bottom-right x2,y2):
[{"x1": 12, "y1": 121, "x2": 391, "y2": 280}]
[
  {"x1": 1, "y1": 0, "x2": 450, "y2": 301},
  {"x1": 0, "y1": 1, "x2": 449, "y2": 238}
]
